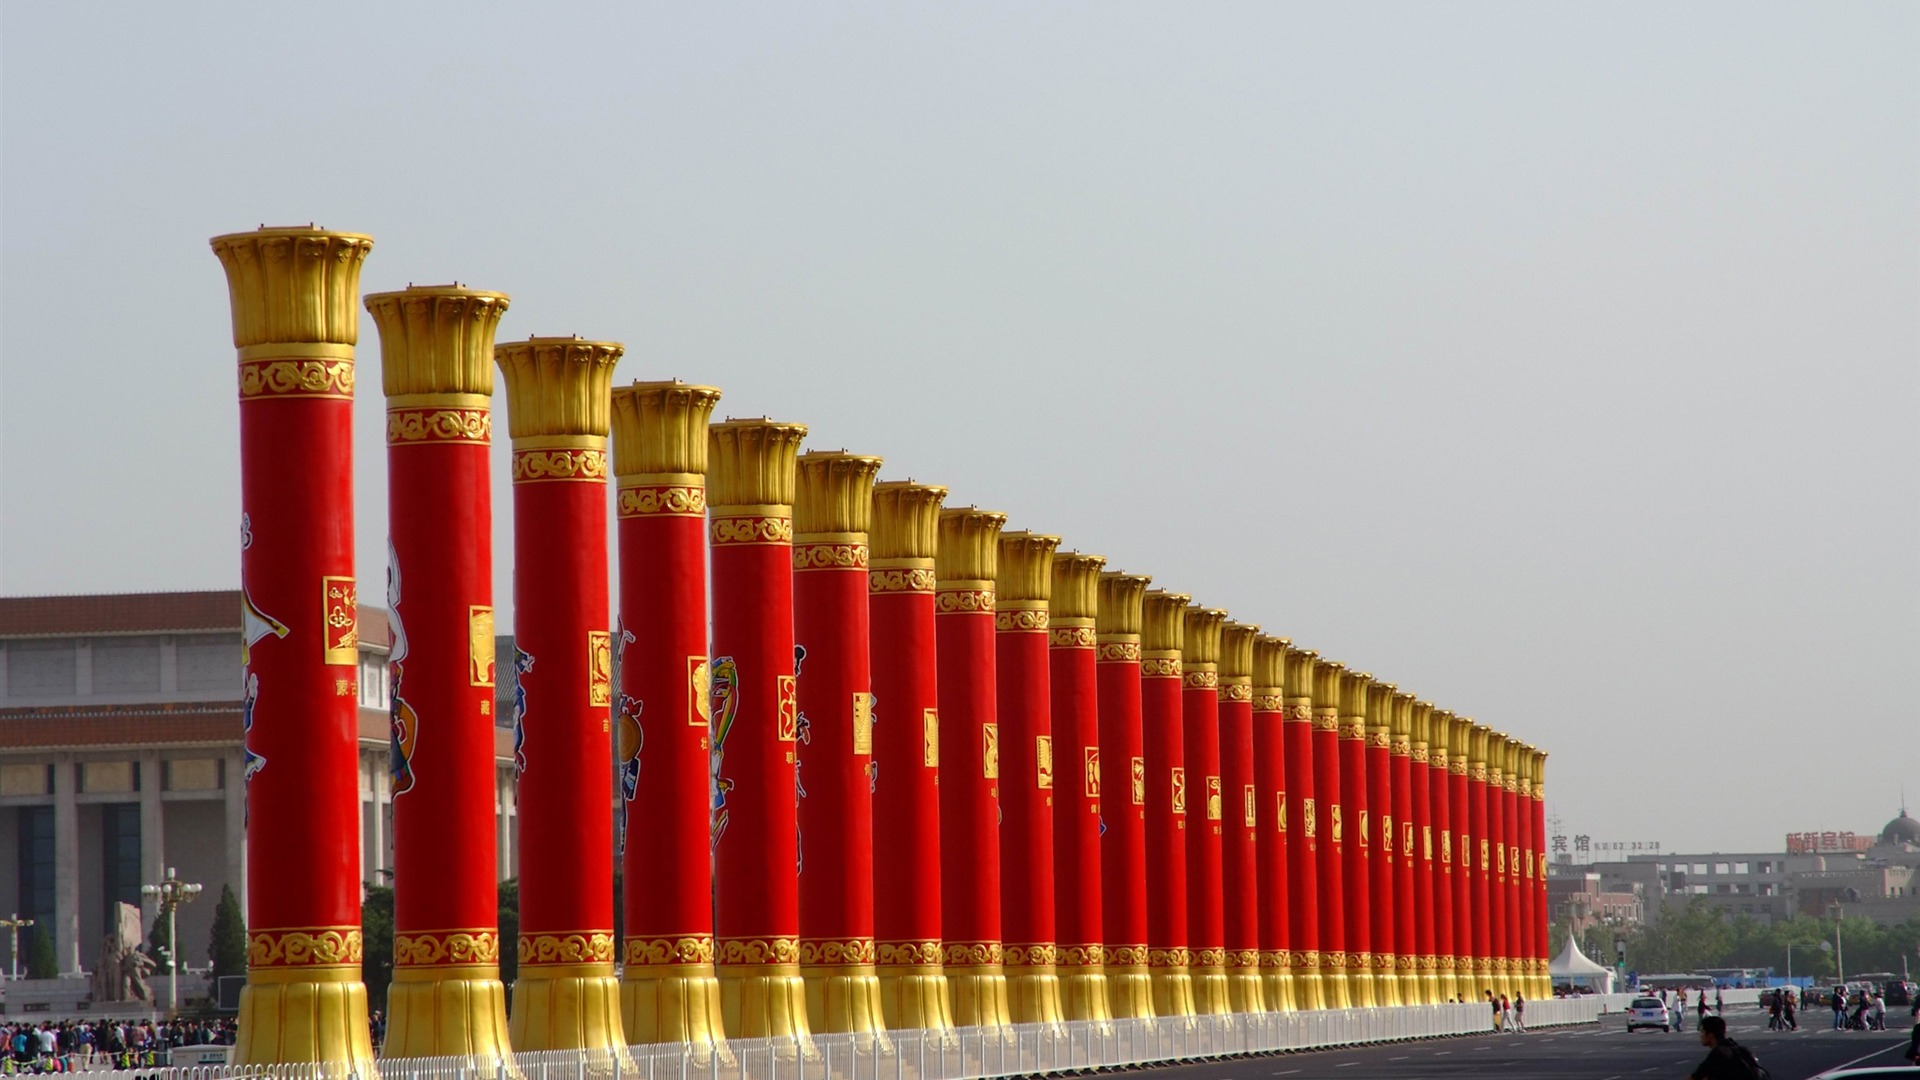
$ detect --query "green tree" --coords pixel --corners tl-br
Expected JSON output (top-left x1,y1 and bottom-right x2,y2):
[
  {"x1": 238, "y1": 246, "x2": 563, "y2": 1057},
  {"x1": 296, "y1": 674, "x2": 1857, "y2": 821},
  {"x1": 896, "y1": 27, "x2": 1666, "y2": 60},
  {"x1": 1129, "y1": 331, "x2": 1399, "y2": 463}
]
[
  {"x1": 208, "y1": 884, "x2": 248, "y2": 987},
  {"x1": 362, "y1": 884, "x2": 394, "y2": 1010},
  {"x1": 25, "y1": 924, "x2": 56, "y2": 980},
  {"x1": 498, "y1": 879, "x2": 520, "y2": 986}
]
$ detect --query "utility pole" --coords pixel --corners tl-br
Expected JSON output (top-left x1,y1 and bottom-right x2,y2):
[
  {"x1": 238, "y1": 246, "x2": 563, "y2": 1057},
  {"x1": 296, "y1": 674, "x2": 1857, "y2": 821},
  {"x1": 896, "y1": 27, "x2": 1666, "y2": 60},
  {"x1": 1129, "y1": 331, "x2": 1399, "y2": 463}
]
[
  {"x1": 0, "y1": 916, "x2": 34, "y2": 980},
  {"x1": 141, "y1": 867, "x2": 202, "y2": 1016}
]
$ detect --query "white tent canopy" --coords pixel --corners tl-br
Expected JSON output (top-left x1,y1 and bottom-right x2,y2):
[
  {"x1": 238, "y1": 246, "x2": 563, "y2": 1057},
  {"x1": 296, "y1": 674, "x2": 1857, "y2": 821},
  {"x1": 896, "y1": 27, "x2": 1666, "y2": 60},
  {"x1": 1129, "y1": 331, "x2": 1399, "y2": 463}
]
[{"x1": 1550, "y1": 931, "x2": 1617, "y2": 994}]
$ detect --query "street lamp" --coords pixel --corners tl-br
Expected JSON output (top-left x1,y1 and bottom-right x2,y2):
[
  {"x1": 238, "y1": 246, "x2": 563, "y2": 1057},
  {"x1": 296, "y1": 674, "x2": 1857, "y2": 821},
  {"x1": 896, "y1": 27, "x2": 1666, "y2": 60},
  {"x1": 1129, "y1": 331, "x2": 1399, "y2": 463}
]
[
  {"x1": 0, "y1": 916, "x2": 35, "y2": 980},
  {"x1": 141, "y1": 867, "x2": 202, "y2": 1016}
]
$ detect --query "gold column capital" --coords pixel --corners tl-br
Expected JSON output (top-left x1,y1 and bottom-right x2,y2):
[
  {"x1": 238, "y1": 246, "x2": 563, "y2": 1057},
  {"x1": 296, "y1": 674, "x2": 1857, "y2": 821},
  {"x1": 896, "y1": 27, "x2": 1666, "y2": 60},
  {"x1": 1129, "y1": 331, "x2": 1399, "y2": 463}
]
[
  {"x1": 1180, "y1": 606, "x2": 1228, "y2": 667},
  {"x1": 1095, "y1": 571, "x2": 1152, "y2": 637},
  {"x1": 610, "y1": 380, "x2": 722, "y2": 478},
  {"x1": 1309, "y1": 657, "x2": 1345, "y2": 709},
  {"x1": 1389, "y1": 691, "x2": 1414, "y2": 751},
  {"x1": 1049, "y1": 552, "x2": 1107, "y2": 621},
  {"x1": 1365, "y1": 679, "x2": 1396, "y2": 738},
  {"x1": 996, "y1": 531, "x2": 1062, "y2": 604},
  {"x1": 1140, "y1": 591, "x2": 1192, "y2": 654},
  {"x1": 871, "y1": 481, "x2": 948, "y2": 561},
  {"x1": 493, "y1": 337, "x2": 623, "y2": 439},
  {"x1": 211, "y1": 226, "x2": 373, "y2": 350},
  {"x1": 708, "y1": 418, "x2": 808, "y2": 507},
  {"x1": 1251, "y1": 634, "x2": 1286, "y2": 701},
  {"x1": 794, "y1": 452, "x2": 883, "y2": 537},
  {"x1": 1409, "y1": 700, "x2": 1433, "y2": 755},
  {"x1": 1219, "y1": 622, "x2": 1257, "y2": 682},
  {"x1": 365, "y1": 286, "x2": 511, "y2": 398},
  {"x1": 935, "y1": 507, "x2": 1008, "y2": 584}
]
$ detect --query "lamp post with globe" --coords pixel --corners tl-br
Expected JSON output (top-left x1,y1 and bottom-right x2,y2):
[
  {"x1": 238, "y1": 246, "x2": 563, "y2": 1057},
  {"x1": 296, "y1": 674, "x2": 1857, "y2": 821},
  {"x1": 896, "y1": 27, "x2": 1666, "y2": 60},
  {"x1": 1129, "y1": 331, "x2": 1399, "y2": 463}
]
[{"x1": 142, "y1": 868, "x2": 202, "y2": 1015}]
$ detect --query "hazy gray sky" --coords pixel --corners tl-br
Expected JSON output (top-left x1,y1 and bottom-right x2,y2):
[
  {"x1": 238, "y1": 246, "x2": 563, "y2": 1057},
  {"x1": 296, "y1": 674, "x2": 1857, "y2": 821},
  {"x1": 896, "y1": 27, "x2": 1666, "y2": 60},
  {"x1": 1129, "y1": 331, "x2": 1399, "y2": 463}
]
[{"x1": 3, "y1": 3, "x2": 1915, "y2": 855}]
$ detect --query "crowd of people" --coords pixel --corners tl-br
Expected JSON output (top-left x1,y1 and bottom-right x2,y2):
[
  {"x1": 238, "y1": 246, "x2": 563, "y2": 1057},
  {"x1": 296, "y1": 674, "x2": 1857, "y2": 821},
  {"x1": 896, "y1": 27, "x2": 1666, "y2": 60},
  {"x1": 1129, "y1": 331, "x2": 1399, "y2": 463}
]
[{"x1": 0, "y1": 1019, "x2": 236, "y2": 1072}]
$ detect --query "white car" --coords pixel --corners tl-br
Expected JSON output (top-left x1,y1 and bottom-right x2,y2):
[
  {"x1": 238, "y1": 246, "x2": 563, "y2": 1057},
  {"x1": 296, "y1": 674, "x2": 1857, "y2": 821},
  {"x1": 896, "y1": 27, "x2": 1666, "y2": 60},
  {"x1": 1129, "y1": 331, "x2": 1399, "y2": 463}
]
[{"x1": 1625, "y1": 996, "x2": 1671, "y2": 1033}]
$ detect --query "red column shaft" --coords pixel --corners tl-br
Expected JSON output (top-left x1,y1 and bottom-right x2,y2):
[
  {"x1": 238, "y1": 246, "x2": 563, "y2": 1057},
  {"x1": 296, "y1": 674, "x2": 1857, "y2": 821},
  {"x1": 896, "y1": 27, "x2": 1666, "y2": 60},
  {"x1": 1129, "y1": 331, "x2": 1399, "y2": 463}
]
[
  {"x1": 1410, "y1": 742, "x2": 1437, "y2": 1000},
  {"x1": 1095, "y1": 629, "x2": 1150, "y2": 1015},
  {"x1": 1182, "y1": 675, "x2": 1225, "y2": 1006},
  {"x1": 1513, "y1": 776, "x2": 1532, "y2": 992},
  {"x1": 1338, "y1": 727, "x2": 1370, "y2": 1002},
  {"x1": 1449, "y1": 761, "x2": 1473, "y2": 996},
  {"x1": 1533, "y1": 775, "x2": 1549, "y2": 989},
  {"x1": 1390, "y1": 740, "x2": 1416, "y2": 1000},
  {"x1": 1049, "y1": 628, "x2": 1102, "y2": 971},
  {"x1": 937, "y1": 589, "x2": 1004, "y2": 967},
  {"x1": 1284, "y1": 706, "x2": 1320, "y2": 1007},
  {"x1": 870, "y1": 572, "x2": 942, "y2": 976},
  {"x1": 1503, "y1": 775, "x2": 1522, "y2": 987},
  {"x1": 1311, "y1": 719, "x2": 1344, "y2": 1005},
  {"x1": 1467, "y1": 760, "x2": 1491, "y2": 994},
  {"x1": 996, "y1": 560, "x2": 1060, "y2": 1024},
  {"x1": 1218, "y1": 688, "x2": 1261, "y2": 994},
  {"x1": 1488, "y1": 763, "x2": 1508, "y2": 992},
  {"x1": 1252, "y1": 694, "x2": 1290, "y2": 1004},
  {"x1": 1142, "y1": 666, "x2": 1190, "y2": 969},
  {"x1": 1365, "y1": 731, "x2": 1393, "y2": 998}
]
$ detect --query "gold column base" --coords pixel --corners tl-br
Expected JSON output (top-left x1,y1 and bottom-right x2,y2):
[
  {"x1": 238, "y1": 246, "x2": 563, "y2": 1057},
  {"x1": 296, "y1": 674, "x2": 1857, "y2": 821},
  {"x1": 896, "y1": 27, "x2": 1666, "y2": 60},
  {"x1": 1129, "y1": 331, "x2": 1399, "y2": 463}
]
[
  {"x1": 1455, "y1": 959, "x2": 1477, "y2": 1004},
  {"x1": 1472, "y1": 961, "x2": 1495, "y2": 1002},
  {"x1": 1005, "y1": 961, "x2": 1066, "y2": 1026},
  {"x1": 801, "y1": 962, "x2": 891, "y2": 1041},
  {"x1": 510, "y1": 963, "x2": 630, "y2": 1058},
  {"x1": 1056, "y1": 961, "x2": 1113, "y2": 1023},
  {"x1": 1397, "y1": 963, "x2": 1422, "y2": 1006},
  {"x1": 946, "y1": 964, "x2": 1012, "y2": 1029},
  {"x1": 1105, "y1": 962, "x2": 1155, "y2": 1019},
  {"x1": 1374, "y1": 953, "x2": 1402, "y2": 1007},
  {"x1": 1292, "y1": 952, "x2": 1327, "y2": 1011},
  {"x1": 1149, "y1": 967, "x2": 1197, "y2": 1020},
  {"x1": 1259, "y1": 964, "x2": 1296, "y2": 1013},
  {"x1": 383, "y1": 965, "x2": 514, "y2": 1065},
  {"x1": 1192, "y1": 963, "x2": 1233, "y2": 1016},
  {"x1": 1320, "y1": 952, "x2": 1353, "y2": 1010},
  {"x1": 621, "y1": 963, "x2": 728, "y2": 1050},
  {"x1": 875, "y1": 963, "x2": 956, "y2": 1033},
  {"x1": 1225, "y1": 959, "x2": 1266, "y2": 1014},
  {"x1": 234, "y1": 965, "x2": 376, "y2": 1068},
  {"x1": 718, "y1": 962, "x2": 815, "y2": 1046},
  {"x1": 1345, "y1": 953, "x2": 1376, "y2": 1008}
]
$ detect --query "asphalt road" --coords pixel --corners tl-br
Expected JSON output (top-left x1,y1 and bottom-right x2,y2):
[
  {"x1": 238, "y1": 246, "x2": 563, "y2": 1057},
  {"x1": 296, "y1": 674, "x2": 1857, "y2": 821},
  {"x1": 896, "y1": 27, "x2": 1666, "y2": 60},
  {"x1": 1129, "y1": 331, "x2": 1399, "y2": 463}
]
[{"x1": 1127, "y1": 1016, "x2": 1916, "y2": 1080}]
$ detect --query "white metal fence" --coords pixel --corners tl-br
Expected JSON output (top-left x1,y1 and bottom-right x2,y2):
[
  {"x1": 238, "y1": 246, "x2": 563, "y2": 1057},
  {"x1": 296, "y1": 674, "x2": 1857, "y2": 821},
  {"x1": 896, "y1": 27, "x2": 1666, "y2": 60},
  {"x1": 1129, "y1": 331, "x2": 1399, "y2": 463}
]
[{"x1": 140, "y1": 1000, "x2": 1599, "y2": 1080}]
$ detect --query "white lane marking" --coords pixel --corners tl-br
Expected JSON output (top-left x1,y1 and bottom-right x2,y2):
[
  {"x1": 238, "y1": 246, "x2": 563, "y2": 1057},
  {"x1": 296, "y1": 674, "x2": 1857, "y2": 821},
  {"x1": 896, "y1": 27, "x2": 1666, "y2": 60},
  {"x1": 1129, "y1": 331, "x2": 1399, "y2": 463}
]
[
  {"x1": 1388, "y1": 1055, "x2": 1408, "y2": 1060},
  {"x1": 1271, "y1": 1071, "x2": 1299, "y2": 1076},
  {"x1": 1819, "y1": 1038, "x2": 1908, "y2": 1074},
  {"x1": 1334, "y1": 1062, "x2": 1360, "y2": 1068},
  {"x1": 1432, "y1": 1050, "x2": 1451, "y2": 1055}
]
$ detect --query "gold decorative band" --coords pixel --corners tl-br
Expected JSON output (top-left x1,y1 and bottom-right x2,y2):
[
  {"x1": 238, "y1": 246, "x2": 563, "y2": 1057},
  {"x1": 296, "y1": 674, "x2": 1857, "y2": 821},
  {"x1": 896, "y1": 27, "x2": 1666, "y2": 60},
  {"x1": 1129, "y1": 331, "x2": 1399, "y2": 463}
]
[
  {"x1": 1057, "y1": 944, "x2": 1102, "y2": 966},
  {"x1": 711, "y1": 515, "x2": 794, "y2": 546},
  {"x1": 1432, "y1": 749, "x2": 1449, "y2": 768},
  {"x1": 1293, "y1": 949, "x2": 1320, "y2": 971},
  {"x1": 1004, "y1": 944, "x2": 1059, "y2": 966},
  {"x1": 1315, "y1": 711, "x2": 1340, "y2": 732},
  {"x1": 248, "y1": 927, "x2": 363, "y2": 968},
  {"x1": 239, "y1": 358, "x2": 353, "y2": 400},
  {"x1": 1257, "y1": 950, "x2": 1288, "y2": 968},
  {"x1": 1104, "y1": 945, "x2": 1148, "y2": 967},
  {"x1": 1469, "y1": 764, "x2": 1488, "y2": 781},
  {"x1": 1285, "y1": 702, "x2": 1314, "y2": 723},
  {"x1": 1452, "y1": 759, "x2": 1469, "y2": 775},
  {"x1": 934, "y1": 589, "x2": 993, "y2": 614},
  {"x1": 942, "y1": 941, "x2": 1004, "y2": 966},
  {"x1": 1097, "y1": 641, "x2": 1143, "y2": 663},
  {"x1": 717, "y1": 937, "x2": 801, "y2": 965},
  {"x1": 1182, "y1": 671, "x2": 1219, "y2": 690},
  {"x1": 793, "y1": 542, "x2": 869, "y2": 570},
  {"x1": 799, "y1": 938, "x2": 877, "y2": 965},
  {"x1": 519, "y1": 932, "x2": 617, "y2": 965},
  {"x1": 388, "y1": 406, "x2": 490, "y2": 445},
  {"x1": 1049, "y1": 626, "x2": 1096, "y2": 648},
  {"x1": 871, "y1": 567, "x2": 937, "y2": 593},
  {"x1": 624, "y1": 935, "x2": 717, "y2": 966},
  {"x1": 1147, "y1": 947, "x2": 1192, "y2": 968},
  {"x1": 995, "y1": 608, "x2": 1049, "y2": 632},
  {"x1": 512, "y1": 448, "x2": 608, "y2": 483},
  {"x1": 619, "y1": 484, "x2": 706, "y2": 517},
  {"x1": 1337, "y1": 719, "x2": 1365, "y2": 739},
  {"x1": 1252, "y1": 693, "x2": 1283, "y2": 711},
  {"x1": 1368, "y1": 730, "x2": 1391, "y2": 748},
  {"x1": 1193, "y1": 947, "x2": 1226, "y2": 968},
  {"x1": 1224, "y1": 949, "x2": 1260, "y2": 969},
  {"x1": 394, "y1": 929, "x2": 502, "y2": 967},
  {"x1": 1221, "y1": 682, "x2": 1252, "y2": 702},
  {"x1": 875, "y1": 940, "x2": 942, "y2": 966},
  {"x1": 1411, "y1": 746, "x2": 1429, "y2": 763},
  {"x1": 1141, "y1": 657, "x2": 1182, "y2": 679}
]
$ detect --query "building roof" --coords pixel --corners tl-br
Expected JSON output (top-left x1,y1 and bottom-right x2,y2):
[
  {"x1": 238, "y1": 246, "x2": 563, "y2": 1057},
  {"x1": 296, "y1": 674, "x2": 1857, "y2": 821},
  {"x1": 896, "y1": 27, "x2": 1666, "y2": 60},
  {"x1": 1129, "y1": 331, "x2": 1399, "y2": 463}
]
[
  {"x1": 0, "y1": 590, "x2": 390, "y2": 647},
  {"x1": 1882, "y1": 809, "x2": 1920, "y2": 846},
  {"x1": 0, "y1": 702, "x2": 241, "y2": 748}
]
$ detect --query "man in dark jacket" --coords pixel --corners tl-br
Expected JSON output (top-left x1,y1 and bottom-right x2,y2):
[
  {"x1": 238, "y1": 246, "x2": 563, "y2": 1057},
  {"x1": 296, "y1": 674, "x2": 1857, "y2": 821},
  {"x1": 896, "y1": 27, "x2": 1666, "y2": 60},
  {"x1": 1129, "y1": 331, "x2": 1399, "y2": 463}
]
[{"x1": 1689, "y1": 1016, "x2": 1764, "y2": 1080}]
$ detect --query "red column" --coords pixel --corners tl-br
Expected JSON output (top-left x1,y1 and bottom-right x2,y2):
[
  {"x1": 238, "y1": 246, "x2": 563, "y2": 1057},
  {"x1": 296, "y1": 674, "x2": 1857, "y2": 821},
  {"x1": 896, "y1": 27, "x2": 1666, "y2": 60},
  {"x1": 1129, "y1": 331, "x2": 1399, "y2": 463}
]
[
  {"x1": 1095, "y1": 572, "x2": 1154, "y2": 1020},
  {"x1": 1049, "y1": 552, "x2": 1111, "y2": 1022},
  {"x1": 1409, "y1": 701, "x2": 1440, "y2": 1006},
  {"x1": 611, "y1": 381, "x2": 727, "y2": 1048},
  {"x1": 1487, "y1": 737, "x2": 1510, "y2": 997},
  {"x1": 1251, "y1": 637, "x2": 1293, "y2": 1012},
  {"x1": 936, "y1": 507, "x2": 1012, "y2": 1029},
  {"x1": 1181, "y1": 606, "x2": 1229, "y2": 1016},
  {"x1": 1466, "y1": 724, "x2": 1492, "y2": 1000},
  {"x1": 368, "y1": 286, "x2": 513, "y2": 1060},
  {"x1": 708, "y1": 418, "x2": 812, "y2": 1042},
  {"x1": 1500, "y1": 739, "x2": 1523, "y2": 998},
  {"x1": 1532, "y1": 751, "x2": 1550, "y2": 999},
  {"x1": 1427, "y1": 711, "x2": 1456, "y2": 1004},
  {"x1": 1362, "y1": 679, "x2": 1398, "y2": 1007},
  {"x1": 1217, "y1": 621, "x2": 1264, "y2": 1014},
  {"x1": 996, "y1": 531, "x2": 1065, "y2": 1025},
  {"x1": 1311, "y1": 658, "x2": 1350, "y2": 1009},
  {"x1": 1141, "y1": 590, "x2": 1196, "y2": 1019},
  {"x1": 213, "y1": 227, "x2": 375, "y2": 1068},
  {"x1": 1388, "y1": 693, "x2": 1418, "y2": 1005},
  {"x1": 793, "y1": 452, "x2": 886, "y2": 1035},
  {"x1": 1283, "y1": 650, "x2": 1325, "y2": 1010},
  {"x1": 1512, "y1": 744, "x2": 1535, "y2": 1003},
  {"x1": 497, "y1": 338, "x2": 624, "y2": 1052},
  {"x1": 1448, "y1": 716, "x2": 1475, "y2": 1001},
  {"x1": 869, "y1": 482, "x2": 954, "y2": 1031},
  {"x1": 1336, "y1": 671, "x2": 1374, "y2": 1008}
]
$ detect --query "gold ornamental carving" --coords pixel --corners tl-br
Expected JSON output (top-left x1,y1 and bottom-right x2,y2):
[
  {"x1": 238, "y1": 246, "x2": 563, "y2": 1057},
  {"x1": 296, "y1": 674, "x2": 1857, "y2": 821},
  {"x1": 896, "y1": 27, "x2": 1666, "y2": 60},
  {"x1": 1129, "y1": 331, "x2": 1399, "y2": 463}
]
[
  {"x1": 518, "y1": 933, "x2": 617, "y2": 965},
  {"x1": 239, "y1": 358, "x2": 355, "y2": 400},
  {"x1": 1004, "y1": 944, "x2": 1059, "y2": 966},
  {"x1": 1097, "y1": 641, "x2": 1142, "y2": 663},
  {"x1": 612, "y1": 381, "x2": 722, "y2": 477},
  {"x1": 1252, "y1": 693, "x2": 1282, "y2": 711},
  {"x1": 1104, "y1": 945, "x2": 1148, "y2": 967},
  {"x1": 248, "y1": 927, "x2": 364, "y2": 968},
  {"x1": 717, "y1": 937, "x2": 801, "y2": 965},
  {"x1": 393, "y1": 930, "x2": 502, "y2": 967},
  {"x1": 792, "y1": 542, "x2": 870, "y2": 570},
  {"x1": 212, "y1": 227, "x2": 373, "y2": 349},
  {"x1": 1225, "y1": 949, "x2": 1259, "y2": 969},
  {"x1": 388, "y1": 407, "x2": 491, "y2": 445},
  {"x1": 943, "y1": 942, "x2": 1004, "y2": 966},
  {"x1": 710, "y1": 515, "x2": 794, "y2": 546},
  {"x1": 935, "y1": 507, "x2": 1007, "y2": 583},
  {"x1": 798, "y1": 938, "x2": 878, "y2": 965},
  {"x1": 1147, "y1": 948, "x2": 1192, "y2": 968},
  {"x1": 1182, "y1": 670, "x2": 1219, "y2": 690},
  {"x1": 707, "y1": 419, "x2": 807, "y2": 507},
  {"x1": 871, "y1": 482, "x2": 947, "y2": 560},
  {"x1": 1221, "y1": 682, "x2": 1252, "y2": 702},
  {"x1": 934, "y1": 588, "x2": 994, "y2": 614},
  {"x1": 1050, "y1": 551, "x2": 1106, "y2": 620},
  {"x1": 623, "y1": 936, "x2": 716, "y2": 966},
  {"x1": 365, "y1": 287, "x2": 511, "y2": 399},
  {"x1": 1049, "y1": 626, "x2": 1095, "y2": 648},
  {"x1": 1095, "y1": 571, "x2": 1152, "y2": 635},
  {"x1": 495, "y1": 337, "x2": 623, "y2": 439},
  {"x1": 996, "y1": 531, "x2": 1061, "y2": 604},
  {"x1": 1288, "y1": 703, "x2": 1315, "y2": 723},
  {"x1": 870, "y1": 566, "x2": 937, "y2": 594},
  {"x1": 875, "y1": 941, "x2": 942, "y2": 966},
  {"x1": 1058, "y1": 945, "x2": 1102, "y2": 967},
  {"x1": 1294, "y1": 949, "x2": 1320, "y2": 971},
  {"x1": 1257, "y1": 950, "x2": 1287, "y2": 967},
  {"x1": 994, "y1": 608, "x2": 1050, "y2": 632},
  {"x1": 619, "y1": 484, "x2": 706, "y2": 518},
  {"x1": 1140, "y1": 657, "x2": 1182, "y2": 679},
  {"x1": 1193, "y1": 947, "x2": 1226, "y2": 967},
  {"x1": 511, "y1": 448, "x2": 608, "y2": 483}
]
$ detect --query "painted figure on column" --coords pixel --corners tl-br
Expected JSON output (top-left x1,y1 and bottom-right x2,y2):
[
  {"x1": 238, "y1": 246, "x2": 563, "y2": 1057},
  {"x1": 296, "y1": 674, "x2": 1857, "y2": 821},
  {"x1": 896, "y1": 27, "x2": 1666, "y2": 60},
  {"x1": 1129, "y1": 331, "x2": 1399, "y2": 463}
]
[
  {"x1": 1095, "y1": 572, "x2": 1155, "y2": 1021},
  {"x1": 367, "y1": 285, "x2": 513, "y2": 1063},
  {"x1": 1310, "y1": 659, "x2": 1352, "y2": 1010},
  {"x1": 496, "y1": 337, "x2": 625, "y2": 1054},
  {"x1": 1408, "y1": 700, "x2": 1442, "y2": 1006},
  {"x1": 935, "y1": 507, "x2": 1013, "y2": 1030},
  {"x1": 708, "y1": 418, "x2": 813, "y2": 1043},
  {"x1": 611, "y1": 381, "x2": 727, "y2": 1049},
  {"x1": 793, "y1": 451, "x2": 888, "y2": 1037},
  {"x1": 212, "y1": 227, "x2": 376, "y2": 1068},
  {"x1": 1140, "y1": 589, "x2": 1197, "y2": 1021},
  {"x1": 1216, "y1": 621, "x2": 1265, "y2": 1014},
  {"x1": 1251, "y1": 636, "x2": 1295, "y2": 1013},
  {"x1": 996, "y1": 531, "x2": 1066, "y2": 1026},
  {"x1": 1284, "y1": 648, "x2": 1329, "y2": 1011},
  {"x1": 1387, "y1": 692, "x2": 1420, "y2": 1005},
  {"x1": 868, "y1": 482, "x2": 955, "y2": 1032},
  {"x1": 1362, "y1": 678, "x2": 1399, "y2": 1007},
  {"x1": 1049, "y1": 551, "x2": 1112, "y2": 1024},
  {"x1": 1180, "y1": 606, "x2": 1231, "y2": 1017}
]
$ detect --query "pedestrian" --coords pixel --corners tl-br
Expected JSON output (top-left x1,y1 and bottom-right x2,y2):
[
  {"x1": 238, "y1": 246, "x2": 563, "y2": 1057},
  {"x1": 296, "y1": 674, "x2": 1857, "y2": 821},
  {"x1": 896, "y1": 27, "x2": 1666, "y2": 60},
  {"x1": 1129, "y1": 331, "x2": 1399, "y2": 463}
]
[
  {"x1": 1784, "y1": 987, "x2": 1798, "y2": 1031},
  {"x1": 1715, "y1": 987, "x2": 1724, "y2": 1015},
  {"x1": 1768, "y1": 990, "x2": 1783, "y2": 1031},
  {"x1": 1834, "y1": 987, "x2": 1848, "y2": 1030},
  {"x1": 1487, "y1": 989, "x2": 1500, "y2": 1031},
  {"x1": 1871, "y1": 993, "x2": 1886, "y2": 1031},
  {"x1": 1698, "y1": 993, "x2": 1710, "y2": 1031},
  {"x1": 1688, "y1": 1016, "x2": 1767, "y2": 1080},
  {"x1": 1513, "y1": 993, "x2": 1527, "y2": 1033}
]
